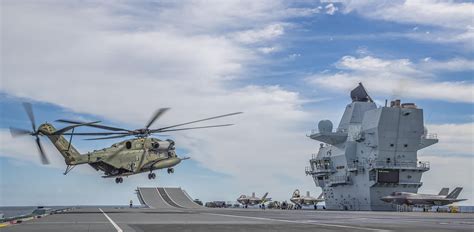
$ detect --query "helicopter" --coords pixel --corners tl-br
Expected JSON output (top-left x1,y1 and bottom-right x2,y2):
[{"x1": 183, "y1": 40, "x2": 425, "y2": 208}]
[{"x1": 10, "y1": 103, "x2": 241, "y2": 183}]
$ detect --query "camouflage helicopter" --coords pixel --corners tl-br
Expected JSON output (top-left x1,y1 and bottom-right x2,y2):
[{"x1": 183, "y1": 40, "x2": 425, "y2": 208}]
[{"x1": 10, "y1": 103, "x2": 241, "y2": 183}]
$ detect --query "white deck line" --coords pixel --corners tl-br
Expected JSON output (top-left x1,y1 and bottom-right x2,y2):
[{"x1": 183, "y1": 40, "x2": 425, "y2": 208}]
[
  {"x1": 203, "y1": 213, "x2": 391, "y2": 232},
  {"x1": 99, "y1": 208, "x2": 123, "y2": 232},
  {"x1": 162, "y1": 187, "x2": 186, "y2": 208}
]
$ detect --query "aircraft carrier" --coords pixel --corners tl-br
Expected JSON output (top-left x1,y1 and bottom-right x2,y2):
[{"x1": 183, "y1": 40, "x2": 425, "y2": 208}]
[{"x1": 306, "y1": 83, "x2": 438, "y2": 211}]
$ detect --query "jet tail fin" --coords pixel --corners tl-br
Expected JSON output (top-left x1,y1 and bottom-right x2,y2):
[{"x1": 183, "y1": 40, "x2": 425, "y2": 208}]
[
  {"x1": 317, "y1": 192, "x2": 324, "y2": 200},
  {"x1": 438, "y1": 188, "x2": 449, "y2": 196},
  {"x1": 447, "y1": 187, "x2": 463, "y2": 199},
  {"x1": 292, "y1": 189, "x2": 300, "y2": 198},
  {"x1": 261, "y1": 192, "x2": 269, "y2": 202}
]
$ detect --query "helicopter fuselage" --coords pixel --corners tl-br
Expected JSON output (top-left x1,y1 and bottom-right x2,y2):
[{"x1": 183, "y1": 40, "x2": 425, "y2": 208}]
[{"x1": 83, "y1": 137, "x2": 182, "y2": 177}]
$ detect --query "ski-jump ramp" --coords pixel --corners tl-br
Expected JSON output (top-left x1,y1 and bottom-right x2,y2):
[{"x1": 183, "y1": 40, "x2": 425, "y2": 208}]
[{"x1": 136, "y1": 187, "x2": 203, "y2": 209}]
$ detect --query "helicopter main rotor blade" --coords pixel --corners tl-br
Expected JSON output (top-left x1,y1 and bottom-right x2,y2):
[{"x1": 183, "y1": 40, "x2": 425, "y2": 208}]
[
  {"x1": 152, "y1": 112, "x2": 242, "y2": 132},
  {"x1": 84, "y1": 134, "x2": 131, "y2": 140},
  {"x1": 56, "y1": 119, "x2": 131, "y2": 132},
  {"x1": 145, "y1": 108, "x2": 170, "y2": 129},
  {"x1": 9, "y1": 127, "x2": 32, "y2": 137},
  {"x1": 54, "y1": 121, "x2": 102, "y2": 135},
  {"x1": 22, "y1": 102, "x2": 36, "y2": 132},
  {"x1": 60, "y1": 132, "x2": 130, "y2": 136},
  {"x1": 35, "y1": 136, "x2": 49, "y2": 164},
  {"x1": 155, "y1": 124, "x2": 234, "y2": 133}
]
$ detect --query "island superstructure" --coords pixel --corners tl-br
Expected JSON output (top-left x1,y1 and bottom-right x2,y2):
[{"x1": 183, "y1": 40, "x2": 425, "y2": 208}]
[{"x1": 306, "y1": 83, "x2": 438, "y2": 211}]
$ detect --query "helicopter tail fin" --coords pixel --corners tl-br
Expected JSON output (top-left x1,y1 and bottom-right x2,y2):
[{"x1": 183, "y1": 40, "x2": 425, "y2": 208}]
[{"x1": 38, "y1": 123, "x2": 82, "y2": 165}]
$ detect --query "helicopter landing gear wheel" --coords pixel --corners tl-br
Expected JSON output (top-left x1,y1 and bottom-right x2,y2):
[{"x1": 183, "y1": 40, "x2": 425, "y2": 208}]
[
  {"x1": 148, "y1": 173, "x2": 156, "y2": 180},
  {"x1": 167, "y1": 168, "x2": 174, "y2": 174},
  {"x1": 115, "y1": 177, "x2": 123, "y2": 184}
]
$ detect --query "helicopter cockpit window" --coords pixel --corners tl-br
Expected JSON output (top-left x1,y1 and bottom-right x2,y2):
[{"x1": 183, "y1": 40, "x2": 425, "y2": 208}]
[{"x1": 126, "y1": 141, "x2": 132, "y2": 149}]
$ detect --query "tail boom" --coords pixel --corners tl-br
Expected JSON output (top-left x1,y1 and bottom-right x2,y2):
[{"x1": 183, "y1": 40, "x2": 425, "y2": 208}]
[{"x1": 38, "y1": 123, "x2": 85, "y2": 165}]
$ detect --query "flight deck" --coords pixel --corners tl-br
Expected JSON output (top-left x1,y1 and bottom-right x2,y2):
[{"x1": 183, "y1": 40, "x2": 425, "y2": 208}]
[{"x1": 1, "y1": 207, "x2": 473, "y2": 232}]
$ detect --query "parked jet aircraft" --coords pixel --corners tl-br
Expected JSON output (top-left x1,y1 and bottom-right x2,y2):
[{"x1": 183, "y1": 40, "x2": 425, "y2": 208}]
[
  {"x1": 381, "y1": 187, "x2": 466, "y2": 207},
  {"x1": 290, "y1": 189, "x2": 324, "y2": 209},
  {"x1": 237, "y1": 192, "x2": 270, "y2": 208}
]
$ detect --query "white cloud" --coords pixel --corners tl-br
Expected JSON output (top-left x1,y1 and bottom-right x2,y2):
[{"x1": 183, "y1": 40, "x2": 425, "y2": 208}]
[
  {"x1": 307, "y1": 55, "x2": 474, "y2": 103},
  {"x1": 287, "y1": 53, "x2": 301, "y2": 60},
  {"x1": 233, "y1": 24, "x2": 285, "y2": 44},
  {"x1": 422, "y1": 123, "x2": 474, "y2": 157},
  {"x1": 135, "y1": 0, "x2": 320, "y2": 33},
  {"x1": 325, "y1": 3, "x2": 338, "y2": 15},
  {"x1": 258, "y1": 46, "x2": 280, "y2": 54},
  {"x1": 337, "y1": 0, "x2": 474, "y2": 45},
  {"x1": 340, "y1": 0, "x2": 473, "y2": 30},
  {"x1": 0, "y1": 0, "x2": 317, "y2": 199},
  {"x1": 420, "y1": 58, "x2": 474, "y2": 72}
]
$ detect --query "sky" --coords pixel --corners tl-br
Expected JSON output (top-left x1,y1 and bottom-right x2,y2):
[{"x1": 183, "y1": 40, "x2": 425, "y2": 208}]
[{"x1": 0, "y1": 0, "x2": 473, "y2": 206}]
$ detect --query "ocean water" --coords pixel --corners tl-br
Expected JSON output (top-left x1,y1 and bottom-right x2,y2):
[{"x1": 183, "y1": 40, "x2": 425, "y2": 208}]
[
  {"x1": 0, "y1": 206, "x2": 75, "y2": 219},
  {"x1": 0, "y1": 206, "x2": 40, "y2": 218}
]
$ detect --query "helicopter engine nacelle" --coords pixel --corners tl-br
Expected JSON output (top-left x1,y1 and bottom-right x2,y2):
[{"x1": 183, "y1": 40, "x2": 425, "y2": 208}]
[
  {"x1": 151, "y1": 141, "x2": 174, "y2": 151},
  {"x1": 166, "y1": 139, "x2": 175, "y2": 149}
]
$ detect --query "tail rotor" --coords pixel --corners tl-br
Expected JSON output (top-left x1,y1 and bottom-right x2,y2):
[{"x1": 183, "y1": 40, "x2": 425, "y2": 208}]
[{"x1": 9, "y1": 102, "x2": 50, "y2": 164}]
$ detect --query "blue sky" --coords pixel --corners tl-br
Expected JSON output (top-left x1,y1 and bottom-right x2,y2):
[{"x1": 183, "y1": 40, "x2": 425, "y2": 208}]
[{"x1": 1, "y1": 0, "x2": 473, "y2": 206}]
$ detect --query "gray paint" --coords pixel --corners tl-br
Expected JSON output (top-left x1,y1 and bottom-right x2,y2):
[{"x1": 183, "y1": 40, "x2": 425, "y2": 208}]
[{"x1": 306, "y1": 84, "x2": 438, "y2": 211}]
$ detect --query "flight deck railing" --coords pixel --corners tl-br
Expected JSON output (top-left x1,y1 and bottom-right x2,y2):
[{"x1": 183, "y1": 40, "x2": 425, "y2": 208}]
[
  {"x1": 347, "y1": 163, "x2": 365, "y2": 172},
  {"x1": 368, "y1": 161, "x2": 430, "y2": 170},
  {"x1": 325, "y1": 175, "x2": 352, "y2": 186},
  {"x1": 306, "y1": 156, "x2": 335, "y2": 176},
  {"x1": 305, "y1": 166, "x2": 335, "y2": 176}
]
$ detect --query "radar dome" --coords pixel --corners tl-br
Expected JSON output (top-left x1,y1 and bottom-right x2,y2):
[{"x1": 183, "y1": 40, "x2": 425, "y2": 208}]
[{"x1": 318, "y1": 120, "x2": 333, "y2": 133}]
